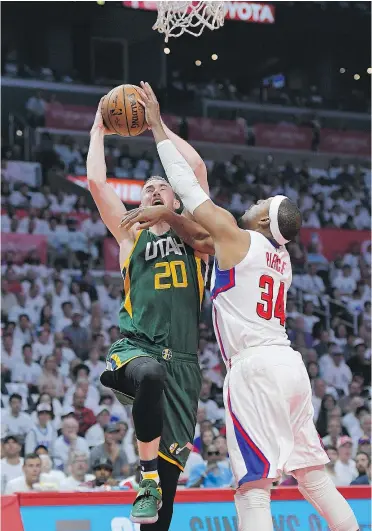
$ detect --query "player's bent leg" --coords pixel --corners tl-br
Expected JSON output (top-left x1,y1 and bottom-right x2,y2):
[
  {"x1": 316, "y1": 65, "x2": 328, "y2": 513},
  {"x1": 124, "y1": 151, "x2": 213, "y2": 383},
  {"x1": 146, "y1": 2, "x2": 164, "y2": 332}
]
[
  {"x1": 125, "y1": 358, "x2": 167, "y2": 524},
  {"x1": 235, "y1": 479, "x2": 274, "y2": 531},
  {"x1": 292, "y1": 465, "x2": 359, "y2": 531},
  {"x1": 140, "y1": 457, "x2": 181, "y2": 531}
]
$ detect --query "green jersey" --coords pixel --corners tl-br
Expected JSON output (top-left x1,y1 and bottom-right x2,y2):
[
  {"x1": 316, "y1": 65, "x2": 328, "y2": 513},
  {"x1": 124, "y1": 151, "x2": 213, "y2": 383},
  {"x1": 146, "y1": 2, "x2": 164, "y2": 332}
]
[{"x1": 119, "y1": 229, "x2": 205, "y2": 356}]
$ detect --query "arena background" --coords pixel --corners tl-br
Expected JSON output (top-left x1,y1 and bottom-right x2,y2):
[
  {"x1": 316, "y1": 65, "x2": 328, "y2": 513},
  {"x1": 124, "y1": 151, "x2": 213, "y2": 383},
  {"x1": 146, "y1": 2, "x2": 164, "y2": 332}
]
[{"x1": 1, "y1": 1, "x2": 371, "y2": 530}]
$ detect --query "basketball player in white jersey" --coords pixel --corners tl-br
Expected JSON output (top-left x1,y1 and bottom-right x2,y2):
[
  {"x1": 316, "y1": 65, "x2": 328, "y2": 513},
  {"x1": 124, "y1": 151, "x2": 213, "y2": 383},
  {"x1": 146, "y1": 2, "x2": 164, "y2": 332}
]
[{"x1": 125, "y1": 83, "x2": 359, "y2": 531}]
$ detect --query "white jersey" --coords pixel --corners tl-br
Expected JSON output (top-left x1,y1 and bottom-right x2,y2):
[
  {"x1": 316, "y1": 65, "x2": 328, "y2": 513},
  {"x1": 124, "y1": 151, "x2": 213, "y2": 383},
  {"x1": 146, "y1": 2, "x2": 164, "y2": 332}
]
[{"x1": 211, "y1": 231, "x2": 292, "y2": 362}]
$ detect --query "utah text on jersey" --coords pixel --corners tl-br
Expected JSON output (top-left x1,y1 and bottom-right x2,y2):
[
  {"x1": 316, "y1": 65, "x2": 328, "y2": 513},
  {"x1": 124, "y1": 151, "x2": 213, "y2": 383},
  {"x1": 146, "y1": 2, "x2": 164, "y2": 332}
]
[{"x1": 145, "y1": 236, "x2": 186, "y2": 261}]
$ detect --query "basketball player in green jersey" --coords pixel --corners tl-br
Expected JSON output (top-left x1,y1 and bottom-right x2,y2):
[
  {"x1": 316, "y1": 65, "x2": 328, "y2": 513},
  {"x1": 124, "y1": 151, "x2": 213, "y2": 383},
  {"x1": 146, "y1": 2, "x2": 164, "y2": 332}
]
[{"x1": 87, "y1": 93, "x2": 212, "y2": 530}]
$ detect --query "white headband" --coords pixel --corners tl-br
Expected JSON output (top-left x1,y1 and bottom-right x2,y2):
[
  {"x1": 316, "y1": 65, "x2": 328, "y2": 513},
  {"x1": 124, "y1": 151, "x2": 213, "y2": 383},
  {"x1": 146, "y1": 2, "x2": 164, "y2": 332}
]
[{"x1": 269, "y1": 195, "x2": 289, "y2": 245}]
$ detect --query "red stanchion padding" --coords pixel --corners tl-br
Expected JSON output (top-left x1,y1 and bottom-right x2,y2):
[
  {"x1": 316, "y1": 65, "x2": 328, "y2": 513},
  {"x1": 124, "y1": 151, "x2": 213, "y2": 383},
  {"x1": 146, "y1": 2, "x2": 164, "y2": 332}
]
[{"x1": 1, "y1": 495, "x2": 24, "y2": 531}]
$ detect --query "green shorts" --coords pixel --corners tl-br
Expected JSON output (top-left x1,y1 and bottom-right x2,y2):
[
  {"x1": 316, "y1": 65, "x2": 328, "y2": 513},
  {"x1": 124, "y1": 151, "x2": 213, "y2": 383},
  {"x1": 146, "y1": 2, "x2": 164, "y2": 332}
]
[{"x1": 106, "y1": 337, "x2": 202, "y2": 470}]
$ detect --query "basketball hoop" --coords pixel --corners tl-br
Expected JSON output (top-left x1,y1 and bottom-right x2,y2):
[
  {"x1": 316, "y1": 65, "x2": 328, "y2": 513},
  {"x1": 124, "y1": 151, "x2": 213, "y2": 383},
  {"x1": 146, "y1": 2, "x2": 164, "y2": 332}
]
[{"x1": 153, "y1": 1, "x2": 225, "y2": 42}]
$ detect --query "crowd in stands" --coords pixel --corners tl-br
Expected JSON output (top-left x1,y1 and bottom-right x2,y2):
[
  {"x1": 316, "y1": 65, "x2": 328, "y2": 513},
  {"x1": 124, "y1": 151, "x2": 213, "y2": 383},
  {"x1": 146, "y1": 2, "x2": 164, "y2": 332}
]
[{"x1": 1, "y1": 138, "x2": 371, "y2": 493}]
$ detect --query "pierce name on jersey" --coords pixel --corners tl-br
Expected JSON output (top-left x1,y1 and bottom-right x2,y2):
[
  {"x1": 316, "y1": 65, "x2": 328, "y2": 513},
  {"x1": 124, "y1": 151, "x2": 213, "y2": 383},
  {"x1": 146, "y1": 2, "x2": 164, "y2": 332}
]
[{"x1": 266, "y1": 252, "x2": 288, "y2": 275}]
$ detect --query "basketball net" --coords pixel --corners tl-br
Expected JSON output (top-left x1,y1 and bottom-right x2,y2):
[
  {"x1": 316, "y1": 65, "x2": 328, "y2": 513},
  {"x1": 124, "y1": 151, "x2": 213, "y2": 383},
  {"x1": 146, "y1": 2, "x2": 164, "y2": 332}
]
[{"x1": 153, "y1": 1, "x2": 225, "y2": 42}]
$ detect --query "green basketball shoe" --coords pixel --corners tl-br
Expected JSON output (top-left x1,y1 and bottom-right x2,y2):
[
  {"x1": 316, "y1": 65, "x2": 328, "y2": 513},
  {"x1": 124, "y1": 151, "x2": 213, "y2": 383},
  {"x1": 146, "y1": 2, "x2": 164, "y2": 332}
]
[{"x1": 130, "y1": 479, "x2": 163, "y2": 524}]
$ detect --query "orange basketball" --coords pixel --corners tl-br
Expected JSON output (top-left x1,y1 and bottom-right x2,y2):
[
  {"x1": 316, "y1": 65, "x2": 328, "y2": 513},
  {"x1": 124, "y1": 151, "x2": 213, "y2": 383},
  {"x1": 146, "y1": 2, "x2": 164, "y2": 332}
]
[{"x1": 101, "y1": 84, "x2": 147, "y2": 136}]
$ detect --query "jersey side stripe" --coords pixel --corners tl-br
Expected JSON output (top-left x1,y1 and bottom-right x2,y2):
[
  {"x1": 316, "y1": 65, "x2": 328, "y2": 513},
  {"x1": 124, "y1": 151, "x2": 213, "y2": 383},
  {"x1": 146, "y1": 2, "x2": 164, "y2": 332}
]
[
  {"x1": 213, "y1": 306, "x2": 228, "y2": 363},
  {"x1": 195, "y1": 256, "x2": 205, "y2": 308},
  {"x1": 123, "y1": 267, "x2": 133, "y2": 318},
  {"x1": 121, "y1": 229, "x2": 143, "y2": 272},
  {"x1": 211, "y1": 266, "x2": 235, "y2": 300},
  {"x1": 121, "y1": 230, "x2": 143, "y2": 319},
  {"x1": 227, "y1": 387, "x2": 270, "y2": 485}
]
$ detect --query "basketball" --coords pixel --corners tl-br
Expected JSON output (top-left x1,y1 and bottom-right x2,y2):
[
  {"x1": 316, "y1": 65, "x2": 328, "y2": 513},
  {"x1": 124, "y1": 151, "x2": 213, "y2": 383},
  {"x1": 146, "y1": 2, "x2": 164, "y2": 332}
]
[{"x1": 101, "y1": 84, "x2": 147, "y2": 137}]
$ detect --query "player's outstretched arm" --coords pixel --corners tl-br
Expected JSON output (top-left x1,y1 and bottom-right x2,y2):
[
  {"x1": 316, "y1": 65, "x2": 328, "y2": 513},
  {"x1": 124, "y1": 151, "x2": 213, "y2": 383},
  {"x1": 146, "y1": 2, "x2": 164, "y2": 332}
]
[
  {"x1": 139, "y1": 82, "x2": 208, "y2": 195},
  {"x1": 139, "y1": 82, "x2": 249, "y2": 270},
  {"x1": 87, "y1": 99, "x2": 135, "y2": 245},
  {"x1": 119, "y1": 205, "x2": 215, "y2": 255}
]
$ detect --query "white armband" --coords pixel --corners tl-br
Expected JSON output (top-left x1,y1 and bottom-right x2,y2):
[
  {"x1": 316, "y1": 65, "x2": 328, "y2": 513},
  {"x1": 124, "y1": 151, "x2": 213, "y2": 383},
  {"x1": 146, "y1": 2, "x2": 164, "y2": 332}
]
[{"x1": 157, "y1": 139, "x2": 209, "y2": 214}]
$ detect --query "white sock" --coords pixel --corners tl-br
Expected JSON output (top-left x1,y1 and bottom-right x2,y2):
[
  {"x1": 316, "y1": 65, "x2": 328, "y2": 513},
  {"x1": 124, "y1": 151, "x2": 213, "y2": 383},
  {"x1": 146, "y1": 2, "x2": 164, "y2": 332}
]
[
  {"x1": 235, "y1": 487, "x2": 273, "y2": 531},
  {"x1": 293, "y1": 466, "x2": 359, "y2": 531}
]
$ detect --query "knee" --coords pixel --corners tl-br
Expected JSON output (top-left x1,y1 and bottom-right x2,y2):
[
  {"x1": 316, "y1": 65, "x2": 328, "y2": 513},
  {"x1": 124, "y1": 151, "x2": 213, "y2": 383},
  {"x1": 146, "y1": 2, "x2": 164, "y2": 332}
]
[
  {"x1": 137, "y1": 361, "x2": 166, "y2": 391},
  {"x1": 292, "y1": 465, "x2": 328, "y2": 490},
  {"x1": 100, "y1": 370, "x2": 113, "y2": 388},
  {"x1": 235, "y1": 486, "x2": 271, "y2": 510}
]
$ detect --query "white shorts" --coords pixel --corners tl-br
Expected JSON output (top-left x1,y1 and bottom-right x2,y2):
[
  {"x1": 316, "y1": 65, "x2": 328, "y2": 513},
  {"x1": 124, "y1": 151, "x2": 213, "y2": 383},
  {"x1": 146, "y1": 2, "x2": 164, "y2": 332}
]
[{"x1": 224, "y1": 346, "x2": 329, "y2": 487}]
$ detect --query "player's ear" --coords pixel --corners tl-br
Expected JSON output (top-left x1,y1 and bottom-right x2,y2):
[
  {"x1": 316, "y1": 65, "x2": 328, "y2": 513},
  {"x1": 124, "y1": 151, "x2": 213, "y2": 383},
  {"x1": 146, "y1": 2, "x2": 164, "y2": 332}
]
[
  {"x1": 258, "y1": 215, "x2": 270, "y2": 230},
  {"x1": 173, "y1": 198, "x2": 181, "y2": 210}
]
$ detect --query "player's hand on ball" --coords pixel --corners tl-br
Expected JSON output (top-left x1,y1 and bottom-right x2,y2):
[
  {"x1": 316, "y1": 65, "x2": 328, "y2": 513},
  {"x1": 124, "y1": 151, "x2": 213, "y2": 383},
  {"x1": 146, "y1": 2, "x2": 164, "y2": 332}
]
[
  {"x1": 137, "y1": 81, "x2": 161, "y2": 129},
  {"x1": 119, "y1": 205, "x2": 168, "y2": 230},
  {"x1": 90, "y1": 97, "x2": 114, "y2": 136}
]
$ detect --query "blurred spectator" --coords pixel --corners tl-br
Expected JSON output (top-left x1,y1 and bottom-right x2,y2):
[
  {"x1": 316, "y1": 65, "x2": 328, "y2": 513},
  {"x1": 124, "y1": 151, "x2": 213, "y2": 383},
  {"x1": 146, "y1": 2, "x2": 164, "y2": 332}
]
[
  {"x1": 301, "y1": 264, "x2": 325, "y2": 306},
  {"x1": 2, "y1": 394, "x2": 33, "y2": 443},
  {"x1": 358, "y1": 437, "x2": 371, "y2": 457},
  {"x1": 354, "y1": 451, "x2": 371, "y2": 478},
  {"x1": 350, "y1": 460, "x2": 371, "y2": 485},
  {"x1": 91, "y1": 457, "x2": 118, "y2": 488},
  {"x1": 1, "y1": 279, "x2": 17, "y2": 320},
  {"x1": 26, "y1": 91, "x2": 47, "y2": 127},
  {"x1": 60, "y1": 451, "x2": 95, "y2": 490},
  {"x1": 214, "y1": 435, "x2": 229, "y2": 466},
  {"x1": 85, "y1": 348, "x2": 106, "y2": 386},
  {"x1": 334, "y1": 436, "x2": 358, "y2": 485},
  {"x1": 332, "y1": 265, "x2": 357, "y2": 301},
  {"x1": 24, "y1": 404, "x2": 56, "y2": 454},
  {"x1": 14, "y1": 314, "x2": 33, "y2": 345},
  {"x1": 89, "y1": 424, "x2": 129, "y2": 479},
  {"x1": 81, "y1": 210, "x2": 106, "y2": 257},
  {"x1": 8, "y1": 293, "x2": 32, "y2": 323},
  {"x1": 64, "y1": 375, "x2": 100, "y2": 411},
  {"x1": 302, "y1": 301, "x2": 320, "y2": 334},
  {"x1": 11, "y1": 343, "x2": 41, "y2": 390},
  {"x1": 2, "y1": 333, "x2": 22, "y2": 373},
  {"x1": 53, "y1": 417, "x2": 89, "y2": 471},
  {"x1": 63, "y1": 311, "x2": 90, "y2": 359},
  {"x1": 38, "y1": 452, "x2": 66, "y2": 489},
  {"x1": 307, "y1": 361, "x2": 320, "y2": 383},
  {"x1": 322, "y1": 348, "x2": 353, "y2": 397},
  {"x1": 85, "y1": 406, "x2": 110, "y2": 448},
  {"x1": 38, "y1": 354, "x2": 65, "y2": 398},
  {"x1": 71, "y1": 389, "x2": 96, "y2": 436},
  {"x1": 33, "y1": 329, "x2": 54, "y2": 363},
  {"x1": 324, "y1": 445, "x2": 343, "y2": 486},
  {"x1": 198, "y1": 378, "x2": 224, "y2": 424},
  {"x1": 31, "y1": 392, "x2": 62, "y2": 431},
  {"x1": 316, "y1": 394, "x2": 337, "y2": 437},
  {"x1": 1, "y1": 435, "x2": 24, "y2": 492},
  {"x1": 5, "y1": 453, "x2": 42, "y2": 494},
  {"x1": 65, "y1": 221, "x2": 91, "y2": 269},
  {"x1": 8, "y1": 183, "x2": 31, "y2": 208},
  {"x1": 322, "y1": 417, "x2": 343, "y2": 448},
  {"x1": 348, "y1": 340, "x2": 371, "y2": 386},
  {"x1": 342, "y1": 397, "x2": 365, "y2": 447},
  {"x1": 54, "y1": 137, "x2": 83, "y2": 170},
  {"x1": 186, "y1": 443, "x2": 233, "y2": 488}
]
